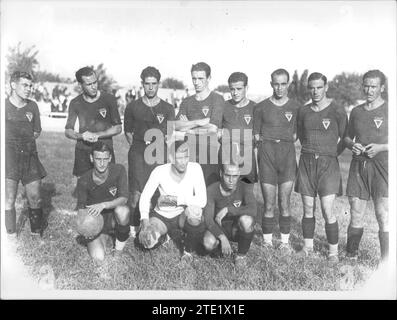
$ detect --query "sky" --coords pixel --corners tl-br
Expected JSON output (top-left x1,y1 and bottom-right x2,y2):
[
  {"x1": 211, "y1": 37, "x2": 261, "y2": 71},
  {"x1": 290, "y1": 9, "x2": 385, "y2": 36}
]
[{"x1": 1, "y1": 0, "x2": 396, "y2": 95}]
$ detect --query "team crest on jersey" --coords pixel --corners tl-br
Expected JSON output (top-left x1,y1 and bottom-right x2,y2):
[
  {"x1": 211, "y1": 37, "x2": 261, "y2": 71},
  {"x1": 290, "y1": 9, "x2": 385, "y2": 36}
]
[
  {"x1": 233, "y1": 200, "x2": 242, "y2": 208},
  {"x1": 243, "y1": 114, "x2": 251, "y2": 125},
  {"x1": 99, "y1": 108, "x2": 107, "y2": 118},
  {"x1": 109, "y1": 186, "x2": 117, "y2": 196},
  {"x1": 25, "y1": 112, "x2": 33, "y2": 122},
  {"x1": 157, "y1": 114, "x2": 164, "y2": 124},
  {"x1": 202, "y1": 106, "x2": 209, "y2": 116},
  {"x1": 374, "y1": 117, "x2": 383, "y2": 129},
  {"x1": 285, "y1": 112, "x2": 293, "y2": 122},
  {"x1": 322, "y1": 118, "x2": 331, "y2": 130}
]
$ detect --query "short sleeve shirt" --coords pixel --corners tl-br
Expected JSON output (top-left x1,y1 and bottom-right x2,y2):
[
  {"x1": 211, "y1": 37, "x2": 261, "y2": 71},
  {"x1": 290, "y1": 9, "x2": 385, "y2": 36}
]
[
  {"x1": 177, "y1": 91, "x2": 224, "y2": 148},
  {"x1": 123, "y1": 98, "x2": 175, "y2": 142},
  {"x1": 253, "y1": 98, "x2": 300, "y2": 142},
  {"x1": 347, "y1": 102, "x2": 388, "y2": 160},
  {"x1": 297, "y1": 101, "x2": 348, "y2": 156},
  {"x1": 65, "y1": 92, "x2": 121, "y2": 150},
  {"x1": 221, "y1": 100, "x2": 256, "y2": 145},
  {"x1": 5, "y1": 98, "x2": 41, "y2": 144},
  {"x1": 76, "y1": 163, "x2": 128, "y2": 209}
]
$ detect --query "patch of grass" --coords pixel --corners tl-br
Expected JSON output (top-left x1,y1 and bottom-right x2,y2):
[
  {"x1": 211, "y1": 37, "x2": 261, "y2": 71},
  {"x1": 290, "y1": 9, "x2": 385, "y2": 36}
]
[{"x1": 12, "y1": 132, "x2": 382, "y2": 290}]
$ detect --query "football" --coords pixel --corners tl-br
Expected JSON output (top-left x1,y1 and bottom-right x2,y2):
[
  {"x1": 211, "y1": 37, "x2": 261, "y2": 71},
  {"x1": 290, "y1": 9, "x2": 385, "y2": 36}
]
[{"x1": 76, "y1": 208, "x2": 104, "y2": 238}]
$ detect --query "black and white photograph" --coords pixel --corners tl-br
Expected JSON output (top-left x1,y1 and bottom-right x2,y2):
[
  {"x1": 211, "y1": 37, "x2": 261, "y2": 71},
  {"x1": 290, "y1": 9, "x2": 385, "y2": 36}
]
[{"x1": 1, "y1": 0, "x2": 396, "y2": 300}]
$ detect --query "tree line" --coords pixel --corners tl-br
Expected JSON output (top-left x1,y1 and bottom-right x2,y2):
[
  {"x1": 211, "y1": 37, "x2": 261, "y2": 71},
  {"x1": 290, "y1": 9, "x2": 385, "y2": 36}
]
[{"x1": 6, "y1": 42, "x2": 387, "y2": 106}]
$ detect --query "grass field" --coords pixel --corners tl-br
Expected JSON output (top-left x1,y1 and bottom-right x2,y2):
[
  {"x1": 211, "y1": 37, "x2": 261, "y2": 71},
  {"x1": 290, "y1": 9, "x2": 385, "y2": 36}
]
[{"x1": 11, "y1": 131, "x2": 382, "y2": 291}]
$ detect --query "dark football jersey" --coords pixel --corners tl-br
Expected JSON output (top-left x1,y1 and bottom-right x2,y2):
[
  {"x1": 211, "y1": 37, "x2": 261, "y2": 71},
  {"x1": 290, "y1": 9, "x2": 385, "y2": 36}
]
[
  {"x1": 65, "y1": 91, "x2": 121, "y2": 150},
  {"x1": 221, "y1": 100, "x2": 256, "y2": 145},
  {"x1": 5, "y1": 98, "x2": 41, "y2": 143},
  {"x1": 253, "y1": 98, "x2": 300, "y2": 142},
  {"x1": 123, "y1": 98, "x2": 175, "y2": 142},
  {"x1": 347, "y1": 102, "x2": 388, "y2": 160},
  {"x1": 203, "y1": 181, "x2": 257, "y2": 238},
  {"x1": 297, "y1": 101, "x2": 348, "y2": 156},
  {"x1": 76, "y1": 163, "x2": 128, "y2": 208}
]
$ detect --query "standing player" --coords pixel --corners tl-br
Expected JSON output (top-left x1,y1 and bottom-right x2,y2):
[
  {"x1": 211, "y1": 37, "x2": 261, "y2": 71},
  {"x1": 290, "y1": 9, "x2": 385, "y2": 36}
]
[
  {"x1": 344, "y1": 70, "x2": 388, "y2": 262},
  {"x1": 295, "y1": 72, "x2": 348, "y2": 263},
  {"x1": 174, "y1": 62, "x2": 224, "y2": 186},
  {"x1": 253, "y1": 69, "x2": 300, "y2": 254},
  {"x1": 220, "y1": 72, "x2": 257, "y2": 184},
  {"x1": 5, "y1": 71, "x2": 47, "y2": 236},
  {"x1": 138, "y1": 140, "x2": 207, "y2": 260},
  {"x1": 124, "y1": 66, "x2": 175, "y2": 236},
  {"x1": 76, "y1": 142, "x2": 130, "y2": 261},
  {"x1": 202, "y1": 164, "x2": 257, "y2": 268},
  {"x1": 65, "y1": 66, "x2": 122, "y2": 178}
]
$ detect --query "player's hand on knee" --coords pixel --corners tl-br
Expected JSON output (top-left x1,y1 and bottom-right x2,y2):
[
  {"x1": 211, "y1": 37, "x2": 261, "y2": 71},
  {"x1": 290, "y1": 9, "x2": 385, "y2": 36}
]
[{"x1": 86, "y1": 203, "x2": 105, "y2": 216}]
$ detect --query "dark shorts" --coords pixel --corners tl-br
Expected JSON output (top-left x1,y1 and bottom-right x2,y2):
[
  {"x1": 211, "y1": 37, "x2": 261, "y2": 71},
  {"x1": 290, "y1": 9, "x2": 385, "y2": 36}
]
[
  {"x1": 219, "y1": 142, "x2": 258, "y2": 183},
  {"x1": 220, "y1": 216, "x2": 240, "y2": 242},
  {"x1": 6, "y1": 141, "x2": 47, "y2": 185},
  {"x1": 149, "y1": 210, "x2": 180, "y2": 234},
  {"x1": 187, "y1": 136, "x2": 220, "y2": 186},
  {"x1": 258, "y1": 140, "x2": 297, "y2": 185},
  {"x1": 73, "y1": 145, "x2": 115, "y2": 177},
  {"x1": 128, "y1": 141, "x2": 166, "y2": 193},
  {"x1": 346, "y1": 156, "x2": 388, "y2": 200},
  {"x1": 295, "y1": 153, "x2": 342, "y2": 197}
]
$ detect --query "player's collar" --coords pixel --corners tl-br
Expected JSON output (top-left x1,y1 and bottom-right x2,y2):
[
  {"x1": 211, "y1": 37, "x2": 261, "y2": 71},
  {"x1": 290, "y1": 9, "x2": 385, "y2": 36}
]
[{"x1": 269, "y1": 96, "x2": 289, "y2": 107}]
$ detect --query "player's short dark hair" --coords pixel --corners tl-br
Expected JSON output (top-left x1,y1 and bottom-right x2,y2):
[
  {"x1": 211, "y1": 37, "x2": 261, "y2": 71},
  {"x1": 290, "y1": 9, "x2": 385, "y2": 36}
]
[
  {"x1": 271, "y1": 69, "x2": 290, "y2": 82},
  {"x1": 220, "y1": 162, "x2": 241, "y2": 173},
  {"x1": 75, "y1": 67, "x2": 96, "y2": 83},
  {"x1": 308, "y1": 72, "x2": 327, "y2": 85},
  {"x1": 140, "y1": 66, "x2": 161, "y2": 82},
  {"x1": 10, "y1": 71, "x2": 33, "y2": 85},
  {"x1": 168, "y1": 138, "x2": 189, "y2": 158},
  {"x1": 228, "y1": 72, "x2": 248, "y2": 86},
  {"x1": 363, "y1": 70, "x2": 386, "y2": 86},
  {"x1": 191, "y1": 62, "x2": 211, "y2": 78},
  {"x1": 91, "y1": 141, "x2": 111, "y2": 155}
]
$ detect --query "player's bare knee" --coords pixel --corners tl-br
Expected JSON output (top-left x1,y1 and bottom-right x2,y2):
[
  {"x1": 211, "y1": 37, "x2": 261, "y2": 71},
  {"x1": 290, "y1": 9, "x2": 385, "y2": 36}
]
[
  {"x1": 27, "y1": 193, "x2": 41, "y2": 208},
  {"x1": 5, "y1": 195, "x2": 17, "y2": 209},
  {"x1": 239, "y1": 215, "x2": 254, "y2": 233},
  {"x1": 203, "y1": 234, "x2": 218, "y2": 251},
  {"x1": 115, "y1": 205, "x2": 130, "y2": 225}
]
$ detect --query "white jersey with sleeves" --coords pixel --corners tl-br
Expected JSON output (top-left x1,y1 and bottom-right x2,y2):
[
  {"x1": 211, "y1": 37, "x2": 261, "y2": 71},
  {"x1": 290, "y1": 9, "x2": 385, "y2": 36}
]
[{"x1": 139, "y1": 162, "x2": 207, "y2": 220}]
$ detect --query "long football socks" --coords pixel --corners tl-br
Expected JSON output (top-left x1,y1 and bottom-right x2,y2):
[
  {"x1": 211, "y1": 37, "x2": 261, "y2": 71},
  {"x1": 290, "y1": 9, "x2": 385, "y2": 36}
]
[
  {"x1": 115, "y1": 223, "x2": 130, "y2": 251},
  {"x1": 325, "y1": 221, "x2": 339, "y2": 256},
  {"x1": 346, "y1": 225, "x2": 364, "y2": 256},
  {"x1": 28, "y1": 208, "x2": 43, "y2": 235},
  {"x1": 302, "y1": 216, "x2": 315, "y2": 250},
  {"x1": 262, "y1": 216, "x2": 275, "y2": 244},
  {"x1": 379, "y1": 231, "x2": 389, "y2": 261},
  {"x1": 279, "y1": 215, "x2": 291, "y2": 244},
  {"x1": 238, "y1": 230, "x2": 254, "y2": 255}
]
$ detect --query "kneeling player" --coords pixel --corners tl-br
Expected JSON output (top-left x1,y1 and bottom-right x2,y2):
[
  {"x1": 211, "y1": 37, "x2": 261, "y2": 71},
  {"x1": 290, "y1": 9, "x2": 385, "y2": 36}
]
[
  {"x1": 76, "y1": 142, "x2": 130, "y2": 261},
  {"x1": 138, "y1": 140, "x2": 207, "y2": 260},
  {"x1": 5, "y1": 71, "x2": 47, "y2": 236},
  {"x1": 344, "y1": 70, "x2": 388, "y2": 262},
  {"x1": 203, "y1": 164, "x2": 257, "y2": 268}
]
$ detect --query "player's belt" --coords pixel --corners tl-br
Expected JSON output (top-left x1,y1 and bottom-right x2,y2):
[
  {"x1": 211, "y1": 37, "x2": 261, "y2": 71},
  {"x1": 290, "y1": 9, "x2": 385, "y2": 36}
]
[{"x1": 259, "y1": 136, "x2": 293, "y2": 144}]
